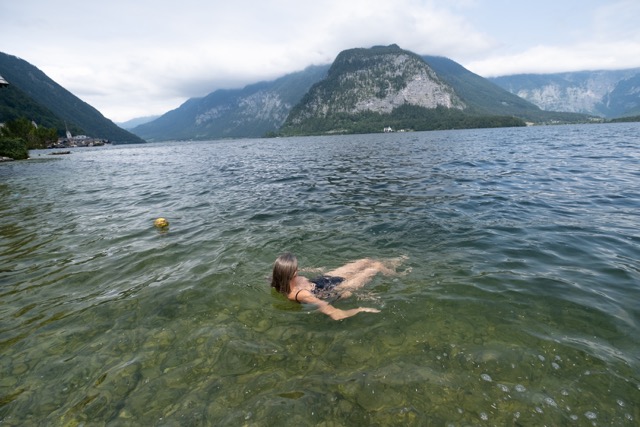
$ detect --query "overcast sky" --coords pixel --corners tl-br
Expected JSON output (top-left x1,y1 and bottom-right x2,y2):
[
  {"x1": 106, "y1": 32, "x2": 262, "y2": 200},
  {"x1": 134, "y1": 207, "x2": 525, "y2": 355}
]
[{"x1": 2, "y1": 0, "x2": 639, "y2": 122}]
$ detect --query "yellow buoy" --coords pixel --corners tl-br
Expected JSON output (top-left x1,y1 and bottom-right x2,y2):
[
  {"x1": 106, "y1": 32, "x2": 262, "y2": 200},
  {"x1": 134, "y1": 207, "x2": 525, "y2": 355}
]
[{"x1": 154, "y1": 217, "x2": 169, "y2": 228}]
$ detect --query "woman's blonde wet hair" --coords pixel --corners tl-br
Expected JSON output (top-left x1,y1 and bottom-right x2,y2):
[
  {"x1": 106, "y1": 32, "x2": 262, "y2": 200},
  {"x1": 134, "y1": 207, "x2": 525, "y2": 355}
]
[{"x1": 271, "y1": 252, "x2": 298, "y2": 295}]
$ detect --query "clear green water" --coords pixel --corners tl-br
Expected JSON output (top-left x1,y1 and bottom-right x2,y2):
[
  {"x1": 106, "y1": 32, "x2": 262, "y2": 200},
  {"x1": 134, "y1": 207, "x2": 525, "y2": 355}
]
[{"x1": 1, "y1": 124, "x2": 639, "y2": 425}]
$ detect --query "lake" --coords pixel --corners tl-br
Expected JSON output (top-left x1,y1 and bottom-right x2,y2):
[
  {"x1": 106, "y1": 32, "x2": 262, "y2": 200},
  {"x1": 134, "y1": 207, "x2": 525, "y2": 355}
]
[{"x1": 1, "y1": 123, "x2": 639, "y2": 425}]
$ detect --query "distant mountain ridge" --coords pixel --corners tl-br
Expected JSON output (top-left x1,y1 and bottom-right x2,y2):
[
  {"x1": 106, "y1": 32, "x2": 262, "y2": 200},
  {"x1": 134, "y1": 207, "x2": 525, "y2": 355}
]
[
  {"x1": 280, "y1": 45, "x2": 588, "y2": 135},
  {"x1": 5, "y1": 47, "x2": 635, "y2": 145},
  {"x1": 0, "y1": 52, "x2": 145, "y2": 143},
  {"x1": 423, "y1": 56, "x2": 541, "y2": 117},
  {"x1": 117, "y1": 115, "x2": 160, "y2": 130},
  {"x1": 490, "y1": 69, "x2": 640, "y2": 118},
  {"x1": 132, "y1": 65, "x2": 330, "y2": 141},
  {"x1": 137, "y1": 44, "x2": 580, "y2": 140}
]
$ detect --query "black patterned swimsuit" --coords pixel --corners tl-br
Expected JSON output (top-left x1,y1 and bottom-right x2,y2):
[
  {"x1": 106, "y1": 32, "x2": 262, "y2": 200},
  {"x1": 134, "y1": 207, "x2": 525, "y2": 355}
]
[{"x1": 295, "y1": 276, "x2": 345, "y2": 302}]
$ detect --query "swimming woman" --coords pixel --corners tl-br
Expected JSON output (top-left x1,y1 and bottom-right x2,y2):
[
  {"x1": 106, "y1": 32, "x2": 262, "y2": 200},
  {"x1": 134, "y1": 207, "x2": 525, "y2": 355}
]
[{"x1": 271, "y1": 252, "x2": 406, "y2": 320}]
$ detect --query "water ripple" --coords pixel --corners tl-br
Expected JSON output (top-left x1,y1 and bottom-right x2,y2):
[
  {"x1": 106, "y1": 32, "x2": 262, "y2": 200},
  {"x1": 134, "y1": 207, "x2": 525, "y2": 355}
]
[{"x1": 1, "y1": 124, "x2": 639, "y2": 424}]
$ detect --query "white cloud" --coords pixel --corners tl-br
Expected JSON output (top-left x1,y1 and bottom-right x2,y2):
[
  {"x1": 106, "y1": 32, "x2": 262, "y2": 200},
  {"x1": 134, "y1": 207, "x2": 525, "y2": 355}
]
[
  {"x1": 15, "y1": 0, "x2": 495, "y2": 121},
  {"x1": 466, "y1": 40, "x2": 640, "y2": 77},
  {"x1": 1, "y1": 0, "x2": 639, "y2": 121}
]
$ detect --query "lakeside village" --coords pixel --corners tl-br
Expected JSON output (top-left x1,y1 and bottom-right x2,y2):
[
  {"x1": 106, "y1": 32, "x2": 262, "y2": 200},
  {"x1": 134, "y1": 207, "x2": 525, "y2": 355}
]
[
  {"x1": 383, "y1": 126, "x2": 411, "y2": 133},
  {"x1": 48, "y1": 129, "x2": 110, "y2": 149}
]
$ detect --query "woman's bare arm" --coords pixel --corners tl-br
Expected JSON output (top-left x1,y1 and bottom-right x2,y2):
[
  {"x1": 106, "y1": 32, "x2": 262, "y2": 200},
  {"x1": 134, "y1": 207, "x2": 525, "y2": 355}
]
[{"x1": 295, "y1": 290, "x2": 380, "y2": 320}]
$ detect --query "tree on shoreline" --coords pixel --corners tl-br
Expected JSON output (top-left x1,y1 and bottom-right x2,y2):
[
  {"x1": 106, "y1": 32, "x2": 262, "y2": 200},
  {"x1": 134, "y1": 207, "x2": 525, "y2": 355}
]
[
  {"x1": 0, "y1": 117, "x2": 58, "y2": 159},
  {"x1": 1, "y1": 117, "x2": 58, "y2": 148},
  {"x1": 0, "y1": 137, "x2": 29, "y2": 160}
]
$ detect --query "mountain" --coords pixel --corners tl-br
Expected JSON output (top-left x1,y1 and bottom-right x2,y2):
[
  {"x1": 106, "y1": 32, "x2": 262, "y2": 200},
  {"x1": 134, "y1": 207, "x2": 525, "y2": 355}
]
[
  {"x1": 282, "y1": 45, "x2": 464, "y2": 134},
  {"x1": 489, "y1": 69, "x2": 640, "y2": 118},
  {"x1": 117, "y1": 115, "x2": 160, "y2": 130},
  {"x1": 133, "y1": 44, "x2": 594, "y2": 141},
  {"x1": 0, "y1": 82, "x2": 68, "y2": 131},
  {"x1": 280, "y1": 45, "x2": 580, "y2": 135},
  {"x1": 599, "y1": 73, "x2": 640, "y2": 117},
  {"x1": 284, "y1": 45, "x2": 464, "y2": 127},
  {"x1": 0, "y1": 52, "x2": 145, "y2": 143},
  {"x1": 421, "y1": 56, "x2": 585, "y2": 123},
  {"x1": 131, "y1": 65, "x2": 330, "y2": 141}
]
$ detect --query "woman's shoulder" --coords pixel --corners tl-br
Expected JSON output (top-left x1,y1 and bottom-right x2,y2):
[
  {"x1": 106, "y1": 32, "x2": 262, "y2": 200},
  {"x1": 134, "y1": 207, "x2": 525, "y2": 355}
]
[
  {"x1": 292, "y1": 288, "x2": 325, "y2": 305},
  {"x1": 292, "y1": 288, "x2": 306, "y2": 303}
]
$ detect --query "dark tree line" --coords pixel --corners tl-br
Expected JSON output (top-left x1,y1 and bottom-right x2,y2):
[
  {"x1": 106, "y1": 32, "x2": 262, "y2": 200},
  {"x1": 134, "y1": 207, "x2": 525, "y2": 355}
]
[
  {"x1": 0, "y1": 117, "x2": 59, "y2": 159},
  {"x1": 278, "y1": 105, "x2": 526, "y2": 137}
]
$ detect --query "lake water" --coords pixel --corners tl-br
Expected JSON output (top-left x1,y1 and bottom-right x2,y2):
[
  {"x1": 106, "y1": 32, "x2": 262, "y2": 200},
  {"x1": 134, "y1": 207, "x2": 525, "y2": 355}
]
[{"x1": 1, "y1": 123, "x2": 639, "y2": 425}]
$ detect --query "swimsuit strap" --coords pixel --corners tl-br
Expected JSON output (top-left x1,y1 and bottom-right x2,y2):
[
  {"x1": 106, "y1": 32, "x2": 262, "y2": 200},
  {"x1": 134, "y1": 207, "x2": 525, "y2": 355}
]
[{"x1": 295, "y1": 289, "x2": 303, "y2": 303}]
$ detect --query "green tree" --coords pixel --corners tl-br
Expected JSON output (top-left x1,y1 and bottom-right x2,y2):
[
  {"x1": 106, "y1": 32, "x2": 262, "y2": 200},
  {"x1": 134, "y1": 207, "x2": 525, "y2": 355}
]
[
  {"x1": 0, "y1": 117, "x2": 58, "y2": 149},
  {"x1": 0, "y1": 137, "x2": 29, "y2": 160}
]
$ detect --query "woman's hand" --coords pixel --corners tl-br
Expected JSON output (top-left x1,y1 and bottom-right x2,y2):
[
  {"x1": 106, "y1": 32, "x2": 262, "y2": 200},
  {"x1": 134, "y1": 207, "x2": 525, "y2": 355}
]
[
  {"x1": 357, "y1": 307, "x2": 380, "y2": 314},
  {"x1": 326, "y1": 306, "x2": 380, "y2": 320}
]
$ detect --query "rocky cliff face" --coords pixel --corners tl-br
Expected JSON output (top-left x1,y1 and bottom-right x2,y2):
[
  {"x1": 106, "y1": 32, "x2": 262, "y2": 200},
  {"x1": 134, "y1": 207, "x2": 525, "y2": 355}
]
[
  {"x1": 194, "y1": 89, "x2": 289, "y2": 127},
  {"x1": 133, "y1": 65, "x2": 330, "y2": 141},
  {"x1": 287, "y1": 45, "x2": 464, "y2": 124},
  {"x1": 490, "y1": 69, "x2": 640, "y2": 118}
]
